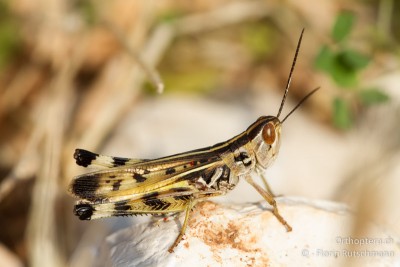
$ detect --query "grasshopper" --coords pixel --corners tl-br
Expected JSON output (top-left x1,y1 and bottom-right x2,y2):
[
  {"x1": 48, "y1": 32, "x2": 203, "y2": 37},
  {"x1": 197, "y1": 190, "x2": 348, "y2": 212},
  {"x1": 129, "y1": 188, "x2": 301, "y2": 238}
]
[{"x1": 69, "y1": 29, "x2": 319, "y2": 252}]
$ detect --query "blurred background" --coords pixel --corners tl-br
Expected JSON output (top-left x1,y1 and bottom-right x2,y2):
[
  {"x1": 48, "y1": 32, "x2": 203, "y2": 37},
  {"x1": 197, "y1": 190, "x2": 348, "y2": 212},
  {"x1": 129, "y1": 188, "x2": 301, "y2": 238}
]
[{"x1": 0, "y1": 0, "x2": 399, "y2": 266}]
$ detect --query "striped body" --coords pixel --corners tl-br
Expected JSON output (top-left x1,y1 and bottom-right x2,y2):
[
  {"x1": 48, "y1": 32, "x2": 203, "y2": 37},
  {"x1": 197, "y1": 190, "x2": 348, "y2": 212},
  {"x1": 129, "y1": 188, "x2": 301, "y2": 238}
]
[{"x1": 69, "y1": 116, "x2": 281, "y2": 220}]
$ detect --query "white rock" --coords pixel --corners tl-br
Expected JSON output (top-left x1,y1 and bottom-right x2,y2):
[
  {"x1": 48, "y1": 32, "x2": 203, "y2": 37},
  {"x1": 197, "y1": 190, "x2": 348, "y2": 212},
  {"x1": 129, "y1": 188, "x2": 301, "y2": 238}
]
[{"x1": 94, "y1": 198, "x2": 400, "y2": 267}]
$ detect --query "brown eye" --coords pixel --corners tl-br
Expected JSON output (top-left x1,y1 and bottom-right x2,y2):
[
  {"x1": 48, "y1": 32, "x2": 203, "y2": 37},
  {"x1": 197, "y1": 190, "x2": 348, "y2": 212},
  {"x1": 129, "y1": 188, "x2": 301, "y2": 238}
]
[{"x1": 262, "y1": 122, "x2": 276, "y2": 145}]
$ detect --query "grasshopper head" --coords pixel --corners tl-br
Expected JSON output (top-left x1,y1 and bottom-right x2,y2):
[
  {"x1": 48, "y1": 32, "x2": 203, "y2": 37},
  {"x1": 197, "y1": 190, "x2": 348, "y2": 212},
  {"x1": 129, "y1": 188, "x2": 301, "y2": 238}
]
[
  {"x1": 247, "y1": 116, "x2": 282, "y2": 169},
  {"x1": 247, "y1": 29, "x2": 319, "y2": 170},
  {"x1": 245, "y1": 85, "x2": 319, "y2": 169}
]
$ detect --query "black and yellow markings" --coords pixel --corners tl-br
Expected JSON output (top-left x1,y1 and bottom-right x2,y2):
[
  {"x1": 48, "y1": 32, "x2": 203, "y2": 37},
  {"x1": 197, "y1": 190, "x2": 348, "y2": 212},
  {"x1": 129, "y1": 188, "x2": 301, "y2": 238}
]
[
  {"x1": 199, "y1": 158, "x2": 208, "y2": 164},
  {"x1": 112, "y1": 179, "x2": 123, "y2": 191},
  {"x1": 76, "y1": 188, "x2": 195, "y2": 220},
  {"x1": 233, "y1": 151, "x2": 252, "y2": 167},
  {"x1": 71, "y1": 173, "x2": 100, "y2": 201},
  {"x1": 70, "y1": 169, "x2": 151, "y2": 202},
  {"x1": 114, "y1": 200, "x2": 130, "y2": 211},
  {"x1": 132, "y1": 172, "x2": 146, "y2": 182},
  {"x1": 74, "y1": 148, "x2": 145, "y2": 169},
  {"x1": 200, "y1": 168, "x2": 216, "y2": 184},
  {"x1": 74, "y1": 149, "x2": 98, "y2": 167},
  {"x1": 112, "y1": 157, "x2": 130, "y2": 167},
  {"x1": 143, "y1": 199, "x2": 171, "y2": 211},
  {"x1": 171, "y1": 188, "x2": 191, "y2": 201},
  {"x1": 140, "y1": 192, "x2": 170, "y2": 211},
  {"x1": 69, "y1": 118, "x2": 284, "y2": 249},
  {"x1": 165, "y1": 168, "x2": 176, "y2": 175},
  {"x1": 74, "y1": 203, "x2": 94, "y2": 220}
]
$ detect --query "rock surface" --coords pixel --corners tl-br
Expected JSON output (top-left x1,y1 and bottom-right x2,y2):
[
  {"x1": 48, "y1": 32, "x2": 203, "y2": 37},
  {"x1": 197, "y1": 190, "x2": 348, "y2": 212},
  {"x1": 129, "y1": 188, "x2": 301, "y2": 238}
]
[{"x1": 94, "y1": 198, "x2": 400, "y2": 267}]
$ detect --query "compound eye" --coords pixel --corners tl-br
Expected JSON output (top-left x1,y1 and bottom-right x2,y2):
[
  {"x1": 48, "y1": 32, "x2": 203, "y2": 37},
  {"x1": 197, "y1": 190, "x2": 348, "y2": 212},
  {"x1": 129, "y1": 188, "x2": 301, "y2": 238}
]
[{"x1": 262, "y1": 122, "x2": 276, "y2": 145}]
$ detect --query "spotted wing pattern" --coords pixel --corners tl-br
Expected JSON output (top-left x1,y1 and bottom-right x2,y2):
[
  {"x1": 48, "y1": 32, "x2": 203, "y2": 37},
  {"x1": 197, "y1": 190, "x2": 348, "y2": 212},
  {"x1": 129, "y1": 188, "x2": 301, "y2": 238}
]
[{"x1": 69, "y1": 149, "x2": 228, "y2": 220}]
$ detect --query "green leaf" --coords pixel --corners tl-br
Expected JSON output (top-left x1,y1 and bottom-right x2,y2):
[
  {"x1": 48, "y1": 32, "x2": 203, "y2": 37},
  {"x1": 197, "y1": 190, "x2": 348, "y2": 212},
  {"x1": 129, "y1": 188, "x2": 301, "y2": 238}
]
[
  {"x1": 332, "y1": 11, "x2": 355, "y2": 43},
  {"x1": 333, "y1": 97, "x2": 352, "y2": 129},
  {"x1": 330, "y1": 55, "x2": 358, "y2": 88},
  {"x1": 338, "y1": 49, "x2": 370, "y2": 70},
  {"x1": 315, "y1": 48, "x2": 359, "y2": 88},
  {"x1": 314, "y1": 45, "x2": 335, "y2": 72},
  {"x1": 359, "y1": 88, "x2": 389, "y2": 105}
]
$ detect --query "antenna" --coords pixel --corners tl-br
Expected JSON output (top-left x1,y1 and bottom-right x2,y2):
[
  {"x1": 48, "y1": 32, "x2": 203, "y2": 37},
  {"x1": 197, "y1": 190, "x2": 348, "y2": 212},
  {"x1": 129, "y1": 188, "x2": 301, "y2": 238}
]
[
  {"x1": 281, "y1": 87, "x2": 320, "y2": 123},
  {"x1": 276, "y1": 28, "x2": 304, "y2": 119}
]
